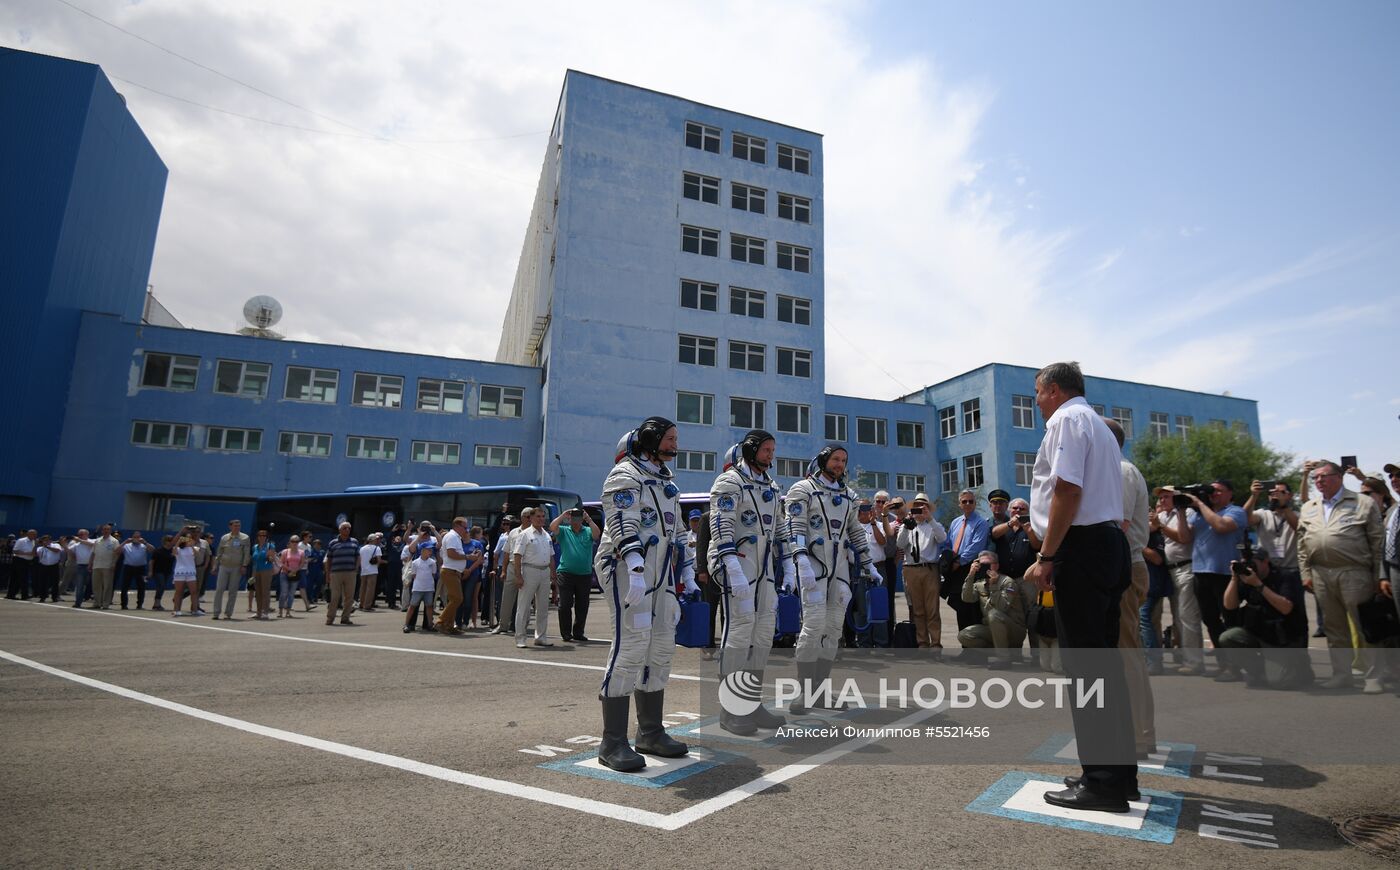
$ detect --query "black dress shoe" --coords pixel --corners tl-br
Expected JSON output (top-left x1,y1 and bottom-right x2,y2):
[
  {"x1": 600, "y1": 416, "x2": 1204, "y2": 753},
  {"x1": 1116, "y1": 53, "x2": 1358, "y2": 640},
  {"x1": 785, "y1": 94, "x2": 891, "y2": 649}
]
[
  {"x1": 1043, "y1": 783, "x2": 1130, "y2": 813},
  {"x1": 1063, "y1": 775, "x2": 1140, "y2": 802}
]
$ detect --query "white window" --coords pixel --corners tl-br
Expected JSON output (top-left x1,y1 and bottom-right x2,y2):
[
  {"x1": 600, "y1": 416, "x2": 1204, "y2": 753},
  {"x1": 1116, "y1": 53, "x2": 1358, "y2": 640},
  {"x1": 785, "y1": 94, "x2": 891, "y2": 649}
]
[
  {"x1": 896, "y1": 421, "x2": 924, "y2": 449},
  {"x1": 855, "y1": 471, "x2": 888, "y2": 492},
  {"x1": 1012, "y1": 394, "x2": 1035, "y2": 429},
  {"x1": 962, "y1": 398, "x2": 982, "y2": 433},
  {"x1": 777, "y1": 143, "x2": 811, "y2": 174},
  {"x1": 939, "y1": 406, "x2": 957, "y2": 439},
  {"x1": 777, "y1": 347, "x2": 812, "y2": 378},
  {"x1": 940, "y1": 460, "x2": 959, "y2": 494},
  {"x1": 1175, "y1": 415, "x2": 1194, "y2": 437},
  {"x1": 677, "y1": 391, "x2": 714, "y2": 426},
  {"x1": 417, "y1": 379, "x2": 466, "y2": 414},
  {"x1": 776, "y1": 457, "x2": 805, "y2": 479},
  {"x1": 1015, "y1": 452, "x2": 1036, "y2": 487},
  {"x1": 730, "y1": 397, "x2": 764, "y2": 429},
  {"x1": 1111, "y1": 407, "x2": 1134, "y2": 439},
  {"x1": 678, "y1": 334, "x2": 717, "y2": 367},
  {"x1": 732, "y1": 132, "x2": 766, "y2": 163},
  {"x1": 896, "y1": 473, "x2": 925, "y2": 493},
  {"x1": 682, "y1": 225, "x2": 719, "y2": 256},
  {"x1": 731, "y1": 182, "x2": 766, "y2": 214},
  {"x1": 347, "y1": 435, "x2": 397, "y2": 461},
  {"x1": 776, "y1": 402, "x2": 810, "y2": 434},
  {"x1": 478, "y1": 384, "x2": 523, "y2": 418},
  {"x1": 412, "y1": 440, "x2": 461, "y2": 465},
  {"x1": 1149, "y1": 412, "x2": 1170, "y2": 438},
  {"x1": 857, "y1": 417, "x2": 887, "y2": 446},
  {"x1": 963, "y1": 453, "x2": 984, "y2": 488},
  {"x1": 131, "y1": 420, "x2": 189, "y2": 448},
  {"x1": 777, "y1": 295, "x2": 811, "y2": 325},
  {"x1": 285, "y1": 366, "x2": 338, "y2": 403},
  {"x1": 685, "y1": 121, "x2": 720, "y2": 153},
  {"x1": 214, "y1": 359, "x2": 271, "y2": 398},
  {"x1": 674, "y1": 450, "x2": 716, "y2": 473},
  {"x1": 474, "y1": 445, "x2": 520, "y2": 468},
  {"x1": 683, "y1": 171, "x2": 719, "y2": 204},
  {"x1": 141, "y1": 353, "x2": 198, "y2": 391},
  {"x1": 352, "y1": 373, "x2": 403, "y2": 408},
  {"x1": 680, "y1": 279, "x2": 718, "y2": 311},
  {"x1": 729, "y1": 287, "x2": 765, "y2": 318},
  {"x1": 728, "y1": 340, "x2": 765, "y2": 372},
  {"x1": 776, "y1": 242, "x2": 811, "y2": 273},
  {"x1": 824, "y1": 413, "x2": 847, "y2": 442},
  {"x1": 279, "y1": 431, "x2": 331, "y2": 457},
  {"x1": 1209, "y1": 419, "x2": 1227, "y2": 430},
  {"x1": 777, "y1": 192, "x2": 811, "y2": 223},
  {"x1": 1091, "y1": 403, "x2": 1106, "y2": 416},
  {"x1": 731, "y1": 233, "x2": 765, "y2": 265},
  {"x1": 206, "y1": 426, "x2": 262, "y2": 452}
]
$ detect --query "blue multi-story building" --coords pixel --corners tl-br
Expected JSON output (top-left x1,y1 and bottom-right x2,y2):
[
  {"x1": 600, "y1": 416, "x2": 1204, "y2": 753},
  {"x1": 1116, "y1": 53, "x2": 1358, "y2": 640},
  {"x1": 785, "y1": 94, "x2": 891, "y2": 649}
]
[{"x1": 3, "y1": 55, "x2": 1260, "y2": 535}]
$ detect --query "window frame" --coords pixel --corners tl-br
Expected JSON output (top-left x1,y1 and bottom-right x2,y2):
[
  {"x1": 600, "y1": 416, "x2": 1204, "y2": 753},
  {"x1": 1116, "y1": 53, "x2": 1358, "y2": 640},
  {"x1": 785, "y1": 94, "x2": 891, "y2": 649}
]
[
  {"x1": 777, "y1": 192, "x2": 812, "y2": 223},
  {"x1": 895, "y1": 420, "x2": 925, "y2": 449},
  {"x1": 473, "y1": 444, "x2": 521, "y2": 468},
  {"x1": 1175, "y1": 415, "x2": 1194, "y2": 437},
  {"x1": 777, "y1": 295, "x2": 812, "y2": 325},
  {"x1": 674, "y1": 450, "x2": 716, "y2": 473},
  {"x1": 140, "y1": 352, "x2": 199, "y2": 392},
  {"x1": 1149, "y1": 411, "x2": 1170, "y2": 438},
  {"x1": 205, "y1": 425, "x2": 263, "y2": 453},
  {"x1": 824, "y1": 413, "x2": 847, "y2": 442},
  {"x1": 681, "y1": 224, "x2": 720, "y2": 257},
  {"x1": 130, "y1": 419, "x2": 190, "y2": 449},
  {"x1": 1015, "y1": 451, "x2": 1036, "y2": 487},
  {"x1": 677, "y1": 391, "x2": 714, "y2": 426},
  {"x1": 776, "y1": 242, "x2": 811, "y2": 273},
  {"x1": 776, "y1": 346, "x2": 812, "y2": 378},
  {"x1": 961, "y1": 398, "x2": 982, "y2": 433},
  {"x1": 896, "y1": 473, "x2": 925, "y2": 493},
  {"x1": 963, "y1": 453, "x2": 985, "y2": 489},
  {"x1": 682, "y1": 171, "x2": 719, "y2": 204},
  {"x1": 729, "y1": 397, "x2": 765, "y2": 429},
  {"x1": 856, "y1": 416, "x2": 887, "y2": 446},
  {"x1": 284, "y1": 366, "x2": 338, "y2": 404},
  {"x1": 732, "y1": 132, "x2": 767, "y2": 164},
  {"x1": 477, "y1": 384, "x2": 524, "y2": 418},
  {"x1": 346, "y1": 435, "x2": 398, "y2": 461},
  {"x1": 684, "y1": 121, "x2": 720, "y2": 153},
  {"x1": 728, "y1": 287, "x2": 766, "y2": 318},
  {"x1": 730, "y1": 233, "x2": 766, "y2": 265},
  {"x1": 411, "y1": 440, "x2": 462, "y2": 465},
  {"x1": 213, "y1": 359, "x2": 271, "y2": 399},
  {"x1": 678, "y1": 333, "x2": 718, "y2": 367},
  {"x1": 1111, "y1": 407, "x2": 1134, "y2": 440},
  {"x1": 776, "y1": 402, "x2": 810, "y2": 434},
  {"x1": 940, "y1": 460, "x2": 959, "y2": 494},
  {"x1": 728, "y1": 340, "x2": 766, "y2": 373},
  {"x1": 730, "y1": 181, "x2": 766, "y2": 214},
  {"x1": 680, "y1": 279, "x2": 718, "y2": 312},
  {"x1": 416, "y1": 378, "x2": 467, "y2": 414},
  {"x1": 351, "y1": 372, "x2": 404, "y2": 409},
  {"x1": 1011, "y1": 394, "x2": 1035, "y2": 429},
  {"x1": 776, "y1": 457, "x2": 805, "y2": 479},
  {"x1": 776, "y1": 143, "x2": 811, "y2": 174},
  {"x1": 938, "y1": 406, "x2": 957, "y2": 439},
  {"x1": 278, "y1": 430, "x2": 332, "y2": 457}
]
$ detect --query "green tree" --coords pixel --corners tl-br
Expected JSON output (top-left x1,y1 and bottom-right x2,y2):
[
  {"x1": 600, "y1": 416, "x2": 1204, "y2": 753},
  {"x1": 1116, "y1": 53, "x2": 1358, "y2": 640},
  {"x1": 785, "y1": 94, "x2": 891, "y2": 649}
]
[{"x1": 1131, "y1": 426, "x2": 1298, "y2": 501}]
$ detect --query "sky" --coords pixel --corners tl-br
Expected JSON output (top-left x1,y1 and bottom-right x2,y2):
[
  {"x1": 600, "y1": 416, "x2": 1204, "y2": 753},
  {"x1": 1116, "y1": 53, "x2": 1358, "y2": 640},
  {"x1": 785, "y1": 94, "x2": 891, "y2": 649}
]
[{"x1": 5, "y1": 0, "x2": 1399, "y2": 480}]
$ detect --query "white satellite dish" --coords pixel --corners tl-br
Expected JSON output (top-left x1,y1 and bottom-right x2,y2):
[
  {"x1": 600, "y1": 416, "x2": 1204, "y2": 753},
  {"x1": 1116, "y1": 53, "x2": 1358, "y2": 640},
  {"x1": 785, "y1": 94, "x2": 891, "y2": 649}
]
[{"x1": 243, "y1": 295, "x2": 284, "y2": 329}]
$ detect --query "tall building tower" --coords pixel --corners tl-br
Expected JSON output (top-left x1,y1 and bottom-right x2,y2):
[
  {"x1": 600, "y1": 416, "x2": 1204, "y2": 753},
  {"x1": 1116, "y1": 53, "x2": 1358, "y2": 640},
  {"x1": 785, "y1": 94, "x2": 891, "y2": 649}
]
[{"x1": 498, "y1": 71, "x2": 826, "y2": 497}]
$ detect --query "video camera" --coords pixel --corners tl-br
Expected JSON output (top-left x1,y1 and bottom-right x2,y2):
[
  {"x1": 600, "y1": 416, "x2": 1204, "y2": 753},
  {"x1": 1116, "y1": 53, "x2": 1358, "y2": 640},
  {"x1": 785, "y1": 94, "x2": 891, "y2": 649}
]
[
  {"x1": 1169, "y1": 483, "x2": 1214, "y2": 508},
  {"x1": 1230, "y1": 540, "x2": 1259, "y2": 578}
]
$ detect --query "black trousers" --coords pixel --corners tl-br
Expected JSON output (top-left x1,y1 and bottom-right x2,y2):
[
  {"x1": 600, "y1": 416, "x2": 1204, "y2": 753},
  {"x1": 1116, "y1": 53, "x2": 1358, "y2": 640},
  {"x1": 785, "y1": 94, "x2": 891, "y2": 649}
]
[
  {"x1": 36, "y1": 563, "x2": 60, "y2": 601},
  {"x1": 1193, "y1": 572, "x2": 1238, "y2": 649},
  {"x1": 944, "y1": 562, "x2": 984, "y2": 632},
  {"x1": 119, "y1": 565, "x2": 147, "y2": 608},
  {"x1": 1052, "y1": 522, "x2": 1136, "y2": 796},
  {"x1": 556, "y1": 572, "x2": 592, "y2": 639},
  {"x1": 703, "y1": 577, "x2": 723, "y2": 647},
  {"x1": 7, "y1": 559, "x2": 33, "y2": 598}
]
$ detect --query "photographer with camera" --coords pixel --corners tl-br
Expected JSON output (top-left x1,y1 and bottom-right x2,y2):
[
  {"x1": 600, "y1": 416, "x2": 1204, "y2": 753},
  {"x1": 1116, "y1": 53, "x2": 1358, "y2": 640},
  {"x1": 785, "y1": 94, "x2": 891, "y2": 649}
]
[
  {"x1": 551, "y1": 506, "x2": 600, "y2": 642},
  {"x1": 1168, "y1": 479, "x2": 1247, "y2": 680},
  {"x1": 957, "y1": 550, "x2": 1026, "y2": 668},
  {"x1": 896, "y1": 493, "x2": 948, "y2": 650},
  {"x1": 1154, "y1": 487, "x2": 1205, "y2": 673},
  {"x1": 1243, "y1": 480, "x2": 1299, "y2": 569},
  {"x1": 1219, "y1": 544, "x2": 1313, "y2": 689}
]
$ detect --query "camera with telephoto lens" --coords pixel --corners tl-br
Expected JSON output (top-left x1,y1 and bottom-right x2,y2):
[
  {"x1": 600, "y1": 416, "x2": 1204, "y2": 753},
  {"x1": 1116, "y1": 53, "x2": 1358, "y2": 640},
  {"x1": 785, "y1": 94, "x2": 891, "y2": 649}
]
[
  {"x1": 970, "y1": 561, "x2": 991, "y2": 580},
  {"x1": 1171, "y1": 483, "x2": 1215, "y2": 508},
  {"x1": 1230, "y1": 540, "x2": 1258, "y2": 577}
]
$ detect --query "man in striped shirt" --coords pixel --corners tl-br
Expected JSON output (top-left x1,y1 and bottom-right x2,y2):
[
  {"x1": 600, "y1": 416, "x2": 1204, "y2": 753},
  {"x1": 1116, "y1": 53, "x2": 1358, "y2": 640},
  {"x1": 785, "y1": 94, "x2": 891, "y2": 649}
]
[{"x1": 323, "y1": 523, "x2": 361, "y2": 626}]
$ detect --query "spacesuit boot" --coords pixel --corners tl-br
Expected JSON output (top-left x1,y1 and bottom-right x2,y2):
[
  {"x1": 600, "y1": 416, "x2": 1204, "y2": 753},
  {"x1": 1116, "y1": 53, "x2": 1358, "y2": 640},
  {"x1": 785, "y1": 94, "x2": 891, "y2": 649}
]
[
  {"x1": 787, "y1": 660, "x2": 820, "y2": 716},
  {"x1": 633, "y1": 690, "x2": 689, "y2": 757},
  {"x1": 598, "y1": 695, "x2": 646, "y2": 772},
  {"x1": 745, "y1": 670, "x2": 786, "y2": 728}
]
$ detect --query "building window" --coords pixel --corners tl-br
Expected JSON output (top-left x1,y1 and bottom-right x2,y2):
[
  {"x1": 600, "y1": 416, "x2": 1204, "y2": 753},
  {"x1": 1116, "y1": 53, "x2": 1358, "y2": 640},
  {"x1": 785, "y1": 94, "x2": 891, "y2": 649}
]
[
  {"x1": 285, "y1": 366, "x2": 338, "y2": 403},
  {"x1": 346, "y1": 435, "x2": 397, "y2": 461},
  {"x1": 896, "y1": 473, "x2": 925, "y2": 493},
  {"x1": 728, "y1": 340, "x2": 765, "y2": 372},
  {"x1": 206, "y1": 426, "x2": 262, "y2": 452},
  {"x1": 940, "y1": 460, "x2": 959, "y2": 493},
  {"x1": 674, "y1": 450, "x2": 716, "y2": 473},
  {"x1": 352, "y1": 373, "x2": 403, "y2": 409},
  {"x1": 680, "y1": 279, "x2": 718, "y2": 311},
  {"x1": 474, "y1": 445, "x2": 520, "y2": 468},
  {"x1": 854, "y1": 470, "x2": 889, "y2": 492},
  {"x1": 963, "y1": 453, "x2": 984, "y2": 488},
  {"x1": 896, "y1": 421, "x2": 924, "y2": 449},
  {"x1": 730, "y1": 397, "x2": 764, "y2": 429},
  {"x1": 412, "y1": 440, "x2": 461, "y2": 465},
  {"x1": 776, "y1": 457, "x2": 805, "y2": 479},
  {"x1": 857, "y1": 417, "x2": 887, "y2": 446},
  {"x1": 777, "y1": 143, "x2": 811, "y2": 174},
  {"x1": 729, "y1": 287, "x2": 765, "y2": 318},
  {"x1": 682, "y1": 171, "x2": 719, "y2": 204},
  {"x1": 776, "y1": 402, "x2": 810, "y2": 434},
  {"x1": 1111, "y1": 407, "x2": 1134, "y2": 439},
  {"x1": 278, "y1": 431, "x2": 331, "y2": 457},
  {"x1": 777, "y1": 347, "x2": 812, "y2": 378},
  {"x1": 214, "y1": 359, "x2": 271, "y2": 398},
  {"x1": 938, "y1": 406, "x2": 957, "y2": 439},
  {"x1": 677, "y1": 391, "x2": 714, "y2": 426},
  {"x1": 1090, "y1": 403, "x2": 1106, "y2": 416},
  {"x1": 777, "y1": 295, "x2": 811, "y2": 325},
  {"x1": 678, "y1": 334, "x2": 717, "y2": 367},
  {"x1": 685, "y1": 121, "x2": 720, "y2": 153},
  {"x1": 731, "y1": 182, "x2": 766, "y2": 214},
  {"x1": 1149, "y1": 412, "x2": 1170, "y2": 438},
  {"x1": 477, "y1": 384, "x2": 524, "y2": 418},
  {"x1": 961, "y1": 398, "x2": 981, "y2": 433},
  {"x1": 1011, "y1": 394, "x2": 1035, "y2": 429},
  {"x1": 732, "y1": 132, "x2": 766, "y2": 163},
  {"x1": 1231, "y1": 419, "x2": 1249, "y2": 433},
  {"x1": 730, "y1": 233, "x2": 765, "y2": 265},
  {"x1": 682, "y1": 225, "x2": 720, "y2": 256},
  {"x1": 776, "y1": 242, "x2": 811, "y2": 273},
  {"x1": 417, "y1": 379, "x2": 466, "y2": 414},
  {"x1": 140, "y1": 353, "x2": 199, "y2": 391},
  {"x1": 1015, "y1": 452, "x2": 1036, "y2": 487},
  {"x1": 825, "y1": 413, "x2": 847, "y2": 442},
  {"x1": 131, "y1": 420, "x2": 189, "y2": 448},
  {"x1": 1175, "y1": 415, "x2": 1194, "y2": 437},
  {"x1": 1209, "y1": 419, "x2": 1227, "y2": 430},
  {"x1": 777, "y1": 193, "x2": 811, "y2": 223}
]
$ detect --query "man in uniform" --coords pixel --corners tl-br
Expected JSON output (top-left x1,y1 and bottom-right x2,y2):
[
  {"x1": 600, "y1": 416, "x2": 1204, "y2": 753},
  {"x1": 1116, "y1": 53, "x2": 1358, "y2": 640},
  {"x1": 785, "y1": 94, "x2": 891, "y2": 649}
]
[
  {"x1": 782, "y1": 444, "x2": 882, "y2": 714},
  {"x1": 1297, "y1": 460, "x2": 1386, "y2": 693},
  {"x1": 708, "y1": 429, "x2": 786, "y2": 734},
  {"x1": 957, "y1": 550, "x2": 1026, "y2": 667},
  {"x1": 594, "y1": 417, "x2": 691, "y2": 771}
]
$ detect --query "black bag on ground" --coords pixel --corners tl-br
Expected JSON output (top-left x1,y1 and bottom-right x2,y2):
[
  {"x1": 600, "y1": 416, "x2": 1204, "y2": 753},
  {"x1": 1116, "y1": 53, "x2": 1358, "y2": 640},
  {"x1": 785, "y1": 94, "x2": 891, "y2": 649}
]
[
  {"x1": 1357, "y1": 594, "x2": 1400, "y2": 644},
  {"x1": 1028, "y1": 590, "x2": 1057, "y2": 638},
  {"x1": 892, "y1": 620, "x2": 917, "y2": 648}
]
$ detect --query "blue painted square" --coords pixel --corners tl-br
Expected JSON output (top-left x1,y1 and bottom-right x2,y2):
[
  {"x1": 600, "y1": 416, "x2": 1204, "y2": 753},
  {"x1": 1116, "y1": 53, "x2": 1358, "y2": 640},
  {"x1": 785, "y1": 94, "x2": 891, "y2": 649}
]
[
  {"x1": 538, "y1": 746, "x2": 734, "y2": 788},
  {"x1": 1027, "y1": 733, "x2": 1195, "y2": 779},
  {"x1": 967, "y1": 771, "x2": 1183, "y2": 843},
  {"x1": 669, "y1": 705, "x2": 864, "y2": 747}
]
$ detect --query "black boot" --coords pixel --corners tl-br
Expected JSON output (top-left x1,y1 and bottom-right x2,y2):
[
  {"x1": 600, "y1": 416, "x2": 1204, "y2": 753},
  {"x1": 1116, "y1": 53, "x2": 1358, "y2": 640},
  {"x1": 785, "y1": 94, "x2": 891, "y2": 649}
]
[
  {"x1": 745, "y1": 669, "x2": 785, "y2": 728},
  {"x1": 598, "y1": 695, "x2": 646, "y2": 772},
  {"x1": 787, "y1": 660, "x2": 820, "y2": 716},
  {"x1": 633, "y1": 690, "x2": 688, "y2": 757}
]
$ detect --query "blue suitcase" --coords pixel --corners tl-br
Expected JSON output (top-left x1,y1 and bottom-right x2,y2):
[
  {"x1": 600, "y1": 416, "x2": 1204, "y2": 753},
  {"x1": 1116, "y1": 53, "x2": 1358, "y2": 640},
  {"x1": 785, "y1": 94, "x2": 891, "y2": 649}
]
[
  {"x1": 776, "y1": 591, "x2": 802, "y2": 635},
  {"x1": 866, "y1": 583, "x2": 890, "y2": 623},
  {"x1": 676, "y1": 595, "x2": 711, "y2": 648}
]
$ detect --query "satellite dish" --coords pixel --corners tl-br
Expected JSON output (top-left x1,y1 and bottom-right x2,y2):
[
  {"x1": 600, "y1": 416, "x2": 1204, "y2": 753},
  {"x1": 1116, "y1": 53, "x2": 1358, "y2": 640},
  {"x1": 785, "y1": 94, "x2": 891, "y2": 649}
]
[{"x1": 243, "y1": 295, "x2": 283, "y2": 330}]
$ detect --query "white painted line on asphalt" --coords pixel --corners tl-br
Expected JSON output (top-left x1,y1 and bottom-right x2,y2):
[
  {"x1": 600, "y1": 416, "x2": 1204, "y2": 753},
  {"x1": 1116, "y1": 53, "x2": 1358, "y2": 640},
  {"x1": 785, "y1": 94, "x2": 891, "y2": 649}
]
[{"x1": 8, "y1": 598, "x2": 703, "y2": 682}]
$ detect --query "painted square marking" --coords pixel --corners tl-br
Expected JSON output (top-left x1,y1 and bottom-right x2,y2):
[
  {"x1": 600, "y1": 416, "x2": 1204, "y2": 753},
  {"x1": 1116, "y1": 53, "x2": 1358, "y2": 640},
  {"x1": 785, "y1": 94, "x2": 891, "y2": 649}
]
[
  {"x1": 539, "y1": 746, "x2": 731, "y2": 788},
  {"x1": 967, "y1": 771, "x2": 1183, "y2": 843},
  {"x1": 1028, "y1": 733, "x2": 1194, "y2": 778}
]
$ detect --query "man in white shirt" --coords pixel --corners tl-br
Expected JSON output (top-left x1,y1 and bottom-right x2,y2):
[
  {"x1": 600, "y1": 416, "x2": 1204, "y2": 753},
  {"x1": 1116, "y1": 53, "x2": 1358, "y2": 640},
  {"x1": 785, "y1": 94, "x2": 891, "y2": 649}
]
[
  {"x1": 358, "y1": 534, "x2": 383, "y2": 612},
  {"x1": 438, "y1": 517, "x2": 470, "y2": 635},
  {"x1": 90, "y1": 524, "x2": 123, "y2": 610},
  {"x1": 66, "y1": 530, "x2": 94, "y2": 607},
  {"x1": 8, "y1": 529, "x2": 37, "y2": 600},
  {"x1": 895, "y1": 493, "x2": 948, "y2": 650},
  {"x1": 1104, "y1": 418, "x2": 1157, "y2": 757},
  {"x1": 492, "y1": 509, "x2": 532, "y2": 635},
  {"x1": 120, "y1": 532, "x2": 155, "y2": 610},
  {"x1": 513, "y1": 508, "x2": 555, "y2": 648},
  {"x1": 1024, "y1": 361, "x2": 1136, "y2": 813}
]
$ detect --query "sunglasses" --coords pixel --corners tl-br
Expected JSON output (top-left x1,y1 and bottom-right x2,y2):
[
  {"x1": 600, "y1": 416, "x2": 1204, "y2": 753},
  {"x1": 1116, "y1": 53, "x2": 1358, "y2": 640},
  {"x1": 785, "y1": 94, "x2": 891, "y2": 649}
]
[{"x1": 958, "y1": 500, "x2": 974, "y2": 505}]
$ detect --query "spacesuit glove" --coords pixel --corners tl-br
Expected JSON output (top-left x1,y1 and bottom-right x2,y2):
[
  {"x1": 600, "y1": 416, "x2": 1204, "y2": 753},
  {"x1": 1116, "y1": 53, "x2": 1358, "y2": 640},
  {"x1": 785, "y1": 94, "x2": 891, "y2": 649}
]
[
  {"x1": 722, "y1": 555, "x2": 751, "y2": 597},
  {"x1": 780, "y1": 561, "x2": 796, "y2": 595},
  {"x1": 866, "y1": 564, "x2": 883, "y2": 586},
  {"x1": 796, "y1": 555, "x2": 816, "y2": 588},
  {"x1": 623, "y1": 552, "x2": 647, "y2": 606},
  {"x1": 683, "y1": 575, "x2": 700, "y2": 596}
]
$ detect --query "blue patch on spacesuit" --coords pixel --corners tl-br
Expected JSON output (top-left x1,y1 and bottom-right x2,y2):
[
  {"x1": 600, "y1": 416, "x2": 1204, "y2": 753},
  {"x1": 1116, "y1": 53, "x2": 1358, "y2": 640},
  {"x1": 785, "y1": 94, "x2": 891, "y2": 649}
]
[
  {"x1": 663, "y1": 483, "x2": 679, "y2": 498},
  {"x1": 831, "y1": 520, "x2": 843, "y2": 530},
  {"x1": 613, "y1": 491, "x2": 635, "y2": 510},
  {"x1": 640, "y1": 507, "x2": 658, "y2": 527},
  {"x1": 717, "y1": 495, "x2": 736, "y2": 512},
  {"x1": 787, "y1": 503, "x2": 803, "y2": 516},
  {"x1": 740, "y1": 509, "x2": 758, "y2": 527},
  {"x1": 664, "y1": 512, "x2": 675, "y2": 525},
  {"x1": 762, "y1": 514, "x2": 772, "y2": 525},
  {"x1": 762, "y1": 489, "x2": 775, "y2": 502}
]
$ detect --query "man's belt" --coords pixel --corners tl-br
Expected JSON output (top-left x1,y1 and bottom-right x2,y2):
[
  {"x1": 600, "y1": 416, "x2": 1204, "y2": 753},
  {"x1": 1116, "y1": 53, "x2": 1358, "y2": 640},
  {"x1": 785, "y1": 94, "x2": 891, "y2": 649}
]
[
  {"x1": 524, "y1": 562, "x2": 551, "y2": 569},
  {"x1": 1166, "y1": 559, "x2": 1191, "y2": 570}
]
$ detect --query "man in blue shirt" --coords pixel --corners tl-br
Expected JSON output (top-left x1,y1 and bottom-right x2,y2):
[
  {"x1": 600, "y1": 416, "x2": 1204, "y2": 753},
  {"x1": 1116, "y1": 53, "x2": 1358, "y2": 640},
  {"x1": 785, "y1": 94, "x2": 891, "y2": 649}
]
[
  {"x1": 943, "y1": 489, "x2": 992, "y2": 634},
  {"x1": 1178, "y1": 479, "x2": 1248, "y2": 680}
]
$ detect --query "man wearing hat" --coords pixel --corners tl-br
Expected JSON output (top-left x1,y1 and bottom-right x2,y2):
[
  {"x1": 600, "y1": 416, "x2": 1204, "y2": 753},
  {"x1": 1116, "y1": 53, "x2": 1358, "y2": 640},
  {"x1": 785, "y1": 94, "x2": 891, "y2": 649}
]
[
  {"x1": 895, "y1": 492, "x2": 947, "y2": 649},
  {"x1": 551, "y1": 505, "x2": 601, "y2": 642}
]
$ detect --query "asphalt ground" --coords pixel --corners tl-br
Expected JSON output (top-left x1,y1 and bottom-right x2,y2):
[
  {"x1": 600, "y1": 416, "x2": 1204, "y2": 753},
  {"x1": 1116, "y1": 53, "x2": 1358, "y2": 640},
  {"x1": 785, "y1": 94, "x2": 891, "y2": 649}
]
[{"x1": 2, "y1": 595, "x2": 1396, "y2": 870}]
